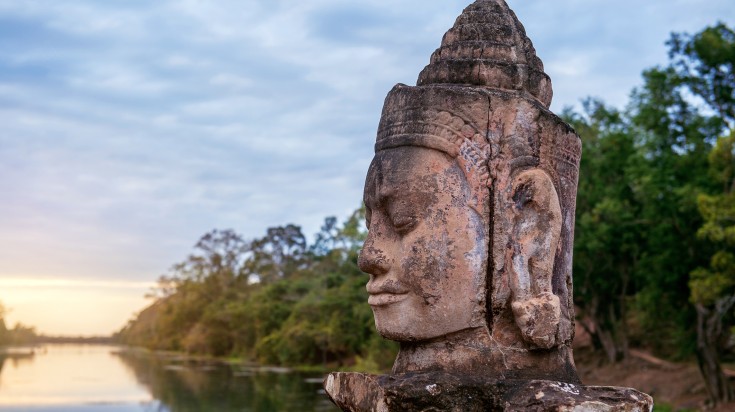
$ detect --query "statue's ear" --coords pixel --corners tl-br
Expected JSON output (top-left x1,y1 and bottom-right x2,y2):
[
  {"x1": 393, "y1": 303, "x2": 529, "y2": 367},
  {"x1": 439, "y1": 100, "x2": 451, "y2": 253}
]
[{"x1": 509, "y1": 169, "x2": 562, "y2": 349}]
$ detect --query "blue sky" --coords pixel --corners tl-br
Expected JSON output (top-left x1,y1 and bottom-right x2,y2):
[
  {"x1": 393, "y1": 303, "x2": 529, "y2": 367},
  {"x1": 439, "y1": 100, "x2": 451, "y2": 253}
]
[{"x1": 0, "y1": 0, "x2": 733, "y2": 335}]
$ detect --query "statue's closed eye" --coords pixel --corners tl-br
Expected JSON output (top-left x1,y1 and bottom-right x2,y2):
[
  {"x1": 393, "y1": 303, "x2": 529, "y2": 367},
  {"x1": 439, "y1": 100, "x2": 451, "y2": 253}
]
[{"x1": 392, "y1": 216, "x2": 417, "y2": 235}]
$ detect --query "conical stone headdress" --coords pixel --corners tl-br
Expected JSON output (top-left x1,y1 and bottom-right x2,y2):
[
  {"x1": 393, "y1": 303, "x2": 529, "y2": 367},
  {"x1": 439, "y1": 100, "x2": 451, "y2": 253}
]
[{"x1": 418, "y1": 0, "x2": 552, "y2": 107}]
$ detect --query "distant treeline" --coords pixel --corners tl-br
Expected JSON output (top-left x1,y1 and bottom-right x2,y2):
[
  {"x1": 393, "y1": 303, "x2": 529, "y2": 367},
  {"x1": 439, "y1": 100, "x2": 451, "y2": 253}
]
[
  {"x1": 35, "y1": 335, "x2": 114, "y2": 344},
  {"x1": 118, "y1": 23, "x2": 735, "y2": 404},
  {"x1": 0, "y1": 304, "x2": 37, "y2": 346}
]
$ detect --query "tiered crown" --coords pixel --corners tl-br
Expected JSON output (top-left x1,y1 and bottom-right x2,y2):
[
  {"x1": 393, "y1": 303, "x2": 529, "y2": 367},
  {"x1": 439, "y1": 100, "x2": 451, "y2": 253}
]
[{"x1": 417, "y1": 0, "x2": 553, "y2": 108}]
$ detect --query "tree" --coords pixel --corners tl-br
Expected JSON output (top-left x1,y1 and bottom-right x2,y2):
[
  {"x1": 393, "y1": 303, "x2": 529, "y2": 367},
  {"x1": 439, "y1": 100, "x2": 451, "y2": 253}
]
[
  {"x1": 246, "y1": 224, "x2": 308, "y2": 283},
  {"x1": 9, "y1": 323, "x2": 37, "y2": 345},
  {"x1": 669, "y1": 23, "x2": 735, "y2": 129},
  {"x1": 0, "y1": 301, "x2": 9, "y2": 346},
  {"x1": 628, "y1": 64, "x2": 719, "y2": 359},
  {"x1": 666, "y1": 22, "x2": 735, "y2": 406},
  {"x1": 566, "y1": 100, "x2": 642, "y2": 363},
  {"x1": 566, "y1": 23, "x2": 732, "y2": 372},
  {"x1": 689, "y1": 132, "x2": 735, "y2": 404},
  {"x1": 120, "y1": 229, "x2": 252, "y2": 354}
]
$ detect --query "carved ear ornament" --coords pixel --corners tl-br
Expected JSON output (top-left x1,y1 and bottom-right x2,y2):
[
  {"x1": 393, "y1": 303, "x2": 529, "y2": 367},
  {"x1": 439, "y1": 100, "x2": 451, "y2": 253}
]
[{"x1": 458, "y1": 139, "x2": 492, "y2": 213}]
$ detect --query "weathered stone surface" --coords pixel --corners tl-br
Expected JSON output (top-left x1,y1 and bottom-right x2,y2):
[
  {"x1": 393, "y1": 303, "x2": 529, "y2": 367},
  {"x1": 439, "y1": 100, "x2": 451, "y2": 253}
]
[
  {"x1": 325, "y1": 0, "x2": 652, "y2": 410},
  {"x1": 505, "y1": 381, "x2": 653, "y2": 412},
  {"x1": 325, "y1": 372, "x2": 653, "y2": 412},
  {"x1": 363, "y1": 82, "x2": 580, "y2": 381},
  {"x1": 417, "y1": 0, "x2": 552, "y2": 107}
]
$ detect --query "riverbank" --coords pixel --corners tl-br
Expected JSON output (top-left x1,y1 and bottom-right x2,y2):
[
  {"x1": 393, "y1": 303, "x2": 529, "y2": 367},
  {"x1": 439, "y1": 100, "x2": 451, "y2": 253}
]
[
  {"x1": 115, "y1": 346, "x2": 326, "y2": 374},
  {"x1": 124, "y1": 344, "x2": 735, "y2": 410},
  {"x1": 576, "y1": 347, "x2": 735, "y2": 411}
]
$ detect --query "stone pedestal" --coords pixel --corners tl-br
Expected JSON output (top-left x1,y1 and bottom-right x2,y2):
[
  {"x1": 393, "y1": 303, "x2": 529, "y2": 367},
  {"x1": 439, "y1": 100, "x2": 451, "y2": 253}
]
[{"x1": 325, "y1": 372, "x2": 653, "y2": 412}]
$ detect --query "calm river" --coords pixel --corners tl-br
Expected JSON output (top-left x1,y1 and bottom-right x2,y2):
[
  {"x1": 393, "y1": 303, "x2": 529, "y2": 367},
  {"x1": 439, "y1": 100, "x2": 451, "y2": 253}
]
[{"x1": 0, "y1": 344, "x2": 338, "y2": 411}]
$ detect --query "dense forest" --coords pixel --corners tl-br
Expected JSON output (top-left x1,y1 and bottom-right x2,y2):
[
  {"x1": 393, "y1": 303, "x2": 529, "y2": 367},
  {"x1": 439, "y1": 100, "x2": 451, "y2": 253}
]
[{"x1": 117, "y1": 23, "x2": 735, "y2": 405}]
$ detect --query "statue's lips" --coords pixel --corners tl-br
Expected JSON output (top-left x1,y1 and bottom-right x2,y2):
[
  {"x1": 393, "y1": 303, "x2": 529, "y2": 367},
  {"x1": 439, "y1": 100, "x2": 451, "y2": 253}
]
[{"x1": 368, "y1": 292, "x2": 408, "y2": 306}]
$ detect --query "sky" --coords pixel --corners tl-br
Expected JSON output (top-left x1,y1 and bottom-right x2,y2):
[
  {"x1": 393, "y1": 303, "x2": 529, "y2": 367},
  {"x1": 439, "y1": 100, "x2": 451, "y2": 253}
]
[{"x1": 0, "y1": 0, "x2": 733, "y2": 336}]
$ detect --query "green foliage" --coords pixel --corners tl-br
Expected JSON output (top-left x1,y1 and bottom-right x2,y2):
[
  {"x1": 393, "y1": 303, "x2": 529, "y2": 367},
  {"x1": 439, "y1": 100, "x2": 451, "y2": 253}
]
[
  {"x1": 565, "y1": 99, "x2": 642, "y2": 361},
  {"x1": 619, "y1": 23, "x2": 735, "y2": 357},
  {"x1": 628, "y1": 63, "x2": 716, "y2": 356},
  {"x1": 567, "y1": 23, "x2": 735, "y2": 364},
  {"x1": 689, "y1": 253, "x2": 735, "y2": 306},
  {"x1": 668, "y1": 23, "x2": 735, "y2": 127},
  {"x1": 652, "y1": 402, "x2": 695, "y2": 412},
  {"x1": 595, "y1": 21, "x2": 735, "y2": 404},
  {"x1": 680, "y1": 30, "x2": 735, "y2": 403},
  {"x1": 118, "y1": 206, "x2": 396, "y2": 370},
  {"x1": 690, "y1": 132, "x2": 735, "y2": 308}
]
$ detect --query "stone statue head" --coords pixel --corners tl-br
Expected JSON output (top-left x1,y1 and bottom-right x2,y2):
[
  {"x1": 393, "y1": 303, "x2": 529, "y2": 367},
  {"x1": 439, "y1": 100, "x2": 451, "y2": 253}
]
[{"x1": 357, "y1": 0, "x2": 581, "y2": 381}]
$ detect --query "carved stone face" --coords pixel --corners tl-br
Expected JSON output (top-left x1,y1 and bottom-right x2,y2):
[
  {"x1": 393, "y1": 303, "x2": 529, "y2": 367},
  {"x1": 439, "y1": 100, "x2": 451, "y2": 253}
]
[{"x1": 359, "y1": 146, "x2": 487, "y2": 342}]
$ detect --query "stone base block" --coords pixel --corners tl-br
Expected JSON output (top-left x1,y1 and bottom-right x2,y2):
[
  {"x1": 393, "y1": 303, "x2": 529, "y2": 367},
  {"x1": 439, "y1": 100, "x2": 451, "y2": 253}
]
[{"x1": 324, "y1": 372, "x2": 653, "y2": 411}]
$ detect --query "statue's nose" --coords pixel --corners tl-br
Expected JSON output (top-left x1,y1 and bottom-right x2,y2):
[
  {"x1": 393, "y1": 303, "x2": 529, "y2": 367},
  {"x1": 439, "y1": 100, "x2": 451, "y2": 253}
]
[{"x1": 358, "y1": 232, "x2": 390, "y2": 276}]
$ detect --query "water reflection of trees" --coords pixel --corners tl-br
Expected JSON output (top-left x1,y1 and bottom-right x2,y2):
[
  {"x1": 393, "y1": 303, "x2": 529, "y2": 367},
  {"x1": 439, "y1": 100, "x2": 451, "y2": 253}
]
[
  {"x1": 0, "y1": 350, "x2": 36, "y2": 388},
  {"x1": 0, "y1": 350, "x2": 36, "y2": 368},
  {"x1": 113, "y1": 349, "x2": 335, "y2": 412}
]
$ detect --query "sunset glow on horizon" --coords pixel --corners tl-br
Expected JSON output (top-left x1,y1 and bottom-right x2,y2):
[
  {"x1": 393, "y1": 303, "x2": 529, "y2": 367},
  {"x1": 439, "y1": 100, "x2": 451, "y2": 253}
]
[{"x1": 0, "y1": 278, "x2": 154, "y2": 336}]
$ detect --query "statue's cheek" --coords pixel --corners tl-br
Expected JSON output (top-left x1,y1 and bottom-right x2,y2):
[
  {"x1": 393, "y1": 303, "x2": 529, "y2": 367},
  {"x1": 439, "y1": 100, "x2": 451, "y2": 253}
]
[{"x1": 400, "y1": 234, "x2": 449, "y2": 304}]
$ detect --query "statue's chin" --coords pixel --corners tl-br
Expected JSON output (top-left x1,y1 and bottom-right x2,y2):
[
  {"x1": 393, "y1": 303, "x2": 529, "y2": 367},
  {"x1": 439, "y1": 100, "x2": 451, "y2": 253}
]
[
  {"x1": 373, "y1": 313, "x2": 436, "y2": 342},
  {"x1": 372, "y1": 309, "x2": 418, "y2": 342},
  {"x1": 376, "y1": 329, "x2": 413, "y2": 342}
]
